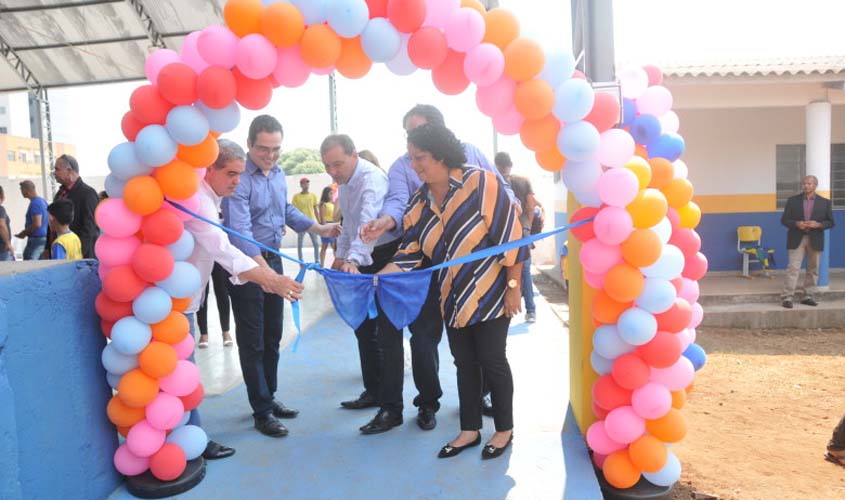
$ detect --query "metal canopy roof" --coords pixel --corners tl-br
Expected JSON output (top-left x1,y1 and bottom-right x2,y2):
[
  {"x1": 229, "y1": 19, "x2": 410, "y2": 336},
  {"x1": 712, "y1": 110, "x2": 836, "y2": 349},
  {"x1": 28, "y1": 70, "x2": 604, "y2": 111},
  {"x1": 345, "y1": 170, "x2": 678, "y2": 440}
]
[{"x1": 0, "y1": 0, "x2": 227, "y2": 92}]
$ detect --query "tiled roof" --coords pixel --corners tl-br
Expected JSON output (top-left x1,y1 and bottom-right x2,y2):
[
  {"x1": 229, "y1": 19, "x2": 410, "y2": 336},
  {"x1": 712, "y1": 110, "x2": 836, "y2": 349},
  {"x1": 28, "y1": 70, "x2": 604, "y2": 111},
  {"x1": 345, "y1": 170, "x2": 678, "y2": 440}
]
[{"x1": 653, "y1": 55, "x2": 845, "y2": 78}]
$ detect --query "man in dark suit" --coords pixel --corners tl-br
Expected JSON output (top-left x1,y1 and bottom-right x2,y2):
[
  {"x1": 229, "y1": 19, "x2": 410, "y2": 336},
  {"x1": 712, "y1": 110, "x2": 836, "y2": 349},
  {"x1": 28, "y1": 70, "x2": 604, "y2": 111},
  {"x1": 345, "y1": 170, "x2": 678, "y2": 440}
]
[
  {"x1": 51, "y1": 154, "x2": 99, "y2": 259},
  {"x1": 780, "y1": 175, "x2": 834, "y2": 308}
]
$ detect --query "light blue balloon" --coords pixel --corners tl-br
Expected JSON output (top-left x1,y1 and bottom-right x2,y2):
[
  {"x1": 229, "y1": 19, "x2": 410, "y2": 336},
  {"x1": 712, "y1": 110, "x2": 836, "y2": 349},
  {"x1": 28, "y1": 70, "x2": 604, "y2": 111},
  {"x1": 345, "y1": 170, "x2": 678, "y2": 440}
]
[
  {"x1": 134, "y1": 124, "x2": 177, "y2": 167},
  {"x1": 327, "y1": 0, "x2": 370, "y2": 38},
  {"x1": 197, "y1": 102, "x2": 240, "y2": 133},
  {"x1": 108, "y1": 142, "x2": 152, "y2": 181},
  {"x1": 636, "y1": 278, "x2": 677, "y2": 314},
  {"x1": 132, "y1": 287, "x2": 173, "y2": 324},
  {"x1": 166, "y1": 425, "x2": 209, "y2": 460},
  {"x1": 593, "y1": 324, "x2": 636, "y2": 360},
  {"x1": 643, "y1": 451, "x2": 681, "y2": 487},
  {"x1": 590, "y1": 351, "x2": 613, "y2": 375},
  {"x1": 106, "y1": 372, "x2": 121, "y2": 390},
  {"x1": 641, "y1": 244, "x2": 685, "y2": 280},
  {"x1": 361, "y1": 18, "x2": 401, "y2": 63},
  {"x1": 166, "y1": 106, "x2": 210, "y2": 147},
  {"x1": 557, "y1": 121, "x2": 599, "y2": 162},
  {"x1": 539, "y1": 51, "x2": 576, "y2": 89},
  {"x1": 292, "y1": 0, "x2": 328, "y2": 25},
  {"x1": 553, "y1": 78, "x2": 594, "y2": 123},
  {"x1": 104, "y1": 174, "x2": 127, "y2": 198},
  {"x1": 560, "y1": 158, "x2": 601, "y2": 193},
  {"x1": 572, "y1": 187, "x2": 602, "y2": 208},
  {"x1": 167, "y1": 230, "x2": 195, "y2": 261},
  {"x1": 110, "y1": 316, "x2": 153, "y2": 355},
  {"x1": 101, "y1": 343, "x2": 139, "y2": 375},
  {"x1": 156, "y1": 261, "x2": 202, "y2": 299},
  {"x1": 683, "y1": 343, "x2": 707, "y2": 371},
  {"x1": 617, "y1": 307, "x2": 658, "y2": 346},
  {"x1": 175, "y1": 411, "x2": 191, "y2": 428}
]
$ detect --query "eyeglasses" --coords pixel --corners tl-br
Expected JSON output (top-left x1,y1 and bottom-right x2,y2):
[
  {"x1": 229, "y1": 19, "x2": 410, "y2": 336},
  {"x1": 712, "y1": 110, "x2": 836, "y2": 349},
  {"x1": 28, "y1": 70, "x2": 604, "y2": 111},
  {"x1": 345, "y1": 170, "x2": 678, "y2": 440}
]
[{"x1": 252, "y1": 145, "x2": 282, "y2": 155}]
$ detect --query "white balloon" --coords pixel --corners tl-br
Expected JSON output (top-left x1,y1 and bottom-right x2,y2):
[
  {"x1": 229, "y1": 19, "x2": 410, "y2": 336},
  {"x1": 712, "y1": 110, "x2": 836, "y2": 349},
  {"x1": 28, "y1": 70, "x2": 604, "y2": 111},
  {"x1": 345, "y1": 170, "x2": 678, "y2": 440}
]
[
  {"x1": 650, "y1": 217, "x2": 672, "y2": 245},
  {"x1": 618, "y1": 66, "x2": 649, "y2": 99},
  {"x1": 673, "y1": 159, "x2": 689, "y2": 179}
]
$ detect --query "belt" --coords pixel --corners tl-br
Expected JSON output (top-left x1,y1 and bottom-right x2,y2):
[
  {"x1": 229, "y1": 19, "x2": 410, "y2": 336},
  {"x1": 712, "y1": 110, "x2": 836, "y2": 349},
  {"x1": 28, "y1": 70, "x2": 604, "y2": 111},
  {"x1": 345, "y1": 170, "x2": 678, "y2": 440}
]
[{"x1": 261, "y1": 250, "x2": 281, "y2": 260}]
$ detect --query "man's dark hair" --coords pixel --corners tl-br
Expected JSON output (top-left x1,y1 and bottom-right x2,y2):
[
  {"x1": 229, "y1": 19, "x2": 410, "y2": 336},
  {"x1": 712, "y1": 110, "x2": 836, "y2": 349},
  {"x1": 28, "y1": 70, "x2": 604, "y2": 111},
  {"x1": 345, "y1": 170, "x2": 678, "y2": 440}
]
[
  {"x1": 407, "y1": 124, "x2": 467, "y2": 170},
  {"x1": 403, "y1": 104, "x2": 446, "y2": 130},
  {"x1": 247, "y1": 115, "x2": 284, "y2": 146},
  {"x1": 320, "y1": 134, "x2": 356, "y2": 156},
  {"x1": 57, "y1": 154, "x2": 79, "y2": 173},
  {"x1": 494, "y1": 152, "x2": 512, "y2": 168},
  {"x1": 48, "y1": 199, "x2": 74, "y2": 225},
  {"x1": 0, "y1": 185, "x2": 4, "y2": 200}
]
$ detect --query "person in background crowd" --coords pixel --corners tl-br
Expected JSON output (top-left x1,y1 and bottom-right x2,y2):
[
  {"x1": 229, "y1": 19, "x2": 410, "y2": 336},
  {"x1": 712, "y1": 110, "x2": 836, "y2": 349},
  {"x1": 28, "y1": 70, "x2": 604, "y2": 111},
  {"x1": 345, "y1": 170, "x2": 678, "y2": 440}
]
[
  {"x1": 51, "y1": 154, "x2": 99, "y2": 258},
  {"x1": 196, "y1": 262, "x2": 234, "y2": 349},
  {"x1": 0, "y1": 186, "x2": 12, "y2": 261},
  {"x1": 358, "y1": 149, "x2": 381, "y2": 169},
  {"x1": 46, "y1": 199, "x2": 82, "y2": 261},
  {"x1": 292, "y1": 177, "x2": 320, "y2": 263},
  {"x1": 317, "y1": 186, "x2": 337, "y2": 268},
  {"x1": 16, "y1": 180, "x2": 49, "y2": 260}
]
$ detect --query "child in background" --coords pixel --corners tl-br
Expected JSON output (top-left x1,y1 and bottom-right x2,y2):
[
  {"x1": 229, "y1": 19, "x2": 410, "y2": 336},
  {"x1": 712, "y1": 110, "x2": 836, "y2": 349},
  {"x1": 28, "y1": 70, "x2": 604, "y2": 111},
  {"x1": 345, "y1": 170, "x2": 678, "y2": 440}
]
[{"x1": 48, "y1": 199, "x2": 82, "y2": 260}]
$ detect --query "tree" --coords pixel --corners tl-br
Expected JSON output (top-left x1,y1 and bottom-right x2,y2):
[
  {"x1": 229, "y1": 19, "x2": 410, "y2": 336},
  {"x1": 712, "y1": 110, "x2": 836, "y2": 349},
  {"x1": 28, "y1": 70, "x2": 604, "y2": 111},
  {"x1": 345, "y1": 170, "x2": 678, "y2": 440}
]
[{"x1": 280, "y1": 148, "x2": 325, "y2": 175}]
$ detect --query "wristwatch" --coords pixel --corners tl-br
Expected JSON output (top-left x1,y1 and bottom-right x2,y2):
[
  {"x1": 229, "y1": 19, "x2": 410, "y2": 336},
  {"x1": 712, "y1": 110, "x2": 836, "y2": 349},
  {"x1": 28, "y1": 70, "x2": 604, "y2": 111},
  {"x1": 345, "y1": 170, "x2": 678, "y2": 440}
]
[{"x1": 507, "y1": 279, "x2": 519, "y2": 289}]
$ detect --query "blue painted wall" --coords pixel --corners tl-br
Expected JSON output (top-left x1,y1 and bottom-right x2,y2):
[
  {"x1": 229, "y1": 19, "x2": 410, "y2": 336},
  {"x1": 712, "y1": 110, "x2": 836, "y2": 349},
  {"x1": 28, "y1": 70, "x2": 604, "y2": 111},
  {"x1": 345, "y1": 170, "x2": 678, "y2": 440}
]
[{"x1": 0, "y1": 261, "x2": 119, "y2": 500}]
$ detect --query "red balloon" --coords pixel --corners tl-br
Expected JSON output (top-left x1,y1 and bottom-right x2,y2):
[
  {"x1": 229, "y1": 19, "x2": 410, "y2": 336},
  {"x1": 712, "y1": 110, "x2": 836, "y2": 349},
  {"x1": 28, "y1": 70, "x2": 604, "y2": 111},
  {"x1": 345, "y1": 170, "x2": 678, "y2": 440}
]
[
  {"x1": 643, "y1": 65, "x2": 664, "y2": 86},
  {"x1": 611, "y1": 353, "x2": 650, "y2": 390},
  {"x1": 121, "y1": 111, "x2": 145, "y2": 141},
  {"x1": 408, "y1": 27, "x2": 448, "y2": 70},
  {"x1": 432, "y1": 50, "x2": 469, "y2": 95},
  {"x1": 180, "y1": 383, "x2": 205, "y2": 412},
  {"x1": 584, "y1": 92, "x2": 620, "y2": 132},
  {"x1": 132, "y1": 243, "x2": 176, "y2": 283},
  {"x1": 571, "y1": 206, "x2": 600, "y2": 242},
  {"x1": 387, "y1": 0, "x2": 426, "y2": 33},
  {"x1": 95, "y1": 291, "x2": 134, "y2": 322},
  {"x1": 683, "y1": 251, "x2": 708, "y2": 281},
  {"x1": 150, "y1": 443, "x2": 187, "y2": 482},
  {"x1": 655, "y1": 298, "x2": 692, "y2": 333},
  {"x1": 669, "y1": 228, "x2": 701, "y2": 256},
  {"x1": 142, "y1": 209, "x2": 184, "y2": 246},
  {"x1": 157, "y1": 63, "x2": 198, "y2": 106},
  {"x1": 129, "y1": 85, "x2": 173, "y2": 125},
  {"x1": 637, "y1": 331, "x2": 683, "y2": 368},
  {"x1": 572, "y1": 69, "x2": 587, "y2": 80},
  {"x1": 197, "y1": 66, "x2": 237, "y2": 109},
  {"x1": 366, "y1": 0, "x2": 388, "y2": 18},
  {"x1": 101, "y1": 319, "x2": 114, "y2": 339},
  {"x1": 103, "y1": 265, "x2": 149, "y2": 303},
  {"x1": 592, "y1": 400, "x2": 609, "y2": 420},
  {"x1": 592, "y1": 374, "x2": 632, "y2": 411},
  {"x1": 233, "y1": 69, "x2": 273, "y2": 110}
]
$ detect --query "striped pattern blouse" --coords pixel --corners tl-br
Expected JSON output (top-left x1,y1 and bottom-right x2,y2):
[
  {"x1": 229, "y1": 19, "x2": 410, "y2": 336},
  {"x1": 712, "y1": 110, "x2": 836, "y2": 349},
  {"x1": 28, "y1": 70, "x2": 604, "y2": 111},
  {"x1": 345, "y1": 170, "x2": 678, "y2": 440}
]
[{"x1": 393, "y1": 166, "x2": 528, "y2": 328}]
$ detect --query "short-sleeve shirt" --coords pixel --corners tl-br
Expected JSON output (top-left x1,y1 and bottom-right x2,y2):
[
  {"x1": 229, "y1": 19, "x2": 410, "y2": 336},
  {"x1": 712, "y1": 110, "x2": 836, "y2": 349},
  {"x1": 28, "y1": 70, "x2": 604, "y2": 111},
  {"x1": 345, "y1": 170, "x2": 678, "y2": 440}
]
[
  {"x1": 26, "y1": 196, "x2": 49, "y2": 237},
  {"x1": 292, "y1": 192, "x2": 319, "y2": 221},
  {"x1": 0, "y1": 205, "x2": 10, "y2": 240},
  {"x1": 508, "y1": 175, "x2": 533, "y2": 227}
]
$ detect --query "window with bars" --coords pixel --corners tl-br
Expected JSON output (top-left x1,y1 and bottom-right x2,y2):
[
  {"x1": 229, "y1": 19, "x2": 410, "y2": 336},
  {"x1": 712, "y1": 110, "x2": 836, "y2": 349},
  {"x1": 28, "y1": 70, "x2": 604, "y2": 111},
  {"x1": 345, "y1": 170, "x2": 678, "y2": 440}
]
[
  {"x1": 831, "y1": 144, "x2": 845, "y2": 208},
  {"x1": 776, "y1": 145, "x2": 806, "y2": 209}
]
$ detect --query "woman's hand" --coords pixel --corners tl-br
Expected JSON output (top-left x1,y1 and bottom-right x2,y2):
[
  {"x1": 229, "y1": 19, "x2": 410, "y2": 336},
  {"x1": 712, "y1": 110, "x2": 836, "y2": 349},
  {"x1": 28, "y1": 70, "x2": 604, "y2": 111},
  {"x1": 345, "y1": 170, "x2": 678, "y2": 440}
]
[{"x1": 504, "y1": 287, "x2": 522, "y2": 317}]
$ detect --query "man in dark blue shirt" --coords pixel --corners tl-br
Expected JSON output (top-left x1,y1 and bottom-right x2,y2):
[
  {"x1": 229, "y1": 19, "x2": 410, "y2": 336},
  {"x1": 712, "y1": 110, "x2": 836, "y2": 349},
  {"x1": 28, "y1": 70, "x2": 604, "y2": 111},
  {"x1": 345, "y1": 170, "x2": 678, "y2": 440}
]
[{"x1": 16, "y1": 180, "x2": 49, "y2": 260}]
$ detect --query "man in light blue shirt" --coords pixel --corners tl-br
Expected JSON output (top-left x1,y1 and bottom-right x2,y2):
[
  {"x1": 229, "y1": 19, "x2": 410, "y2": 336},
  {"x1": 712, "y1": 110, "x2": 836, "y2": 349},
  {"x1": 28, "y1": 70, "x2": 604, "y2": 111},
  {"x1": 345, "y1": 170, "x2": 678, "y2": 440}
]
[{"x1": 222, "y1": 115, "x2": 339, "y2": 438}]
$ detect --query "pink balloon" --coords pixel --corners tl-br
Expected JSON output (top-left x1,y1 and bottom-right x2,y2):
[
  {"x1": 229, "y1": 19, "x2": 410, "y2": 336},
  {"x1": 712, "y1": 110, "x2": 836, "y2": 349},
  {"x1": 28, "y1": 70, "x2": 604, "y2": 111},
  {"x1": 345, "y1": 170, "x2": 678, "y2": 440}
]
[
  {"x1": 114, "y1": 443, "x2": 150, "y2": 476},
  {"x1": 274, "y1": 46, "x2": 310, "y2": 88},
  {"x1": 597, "y1": 129, "x2": 635, "y2": 168},
  {"x1": 146, "y1": 393, "x2": 186, "y2": 431},
  {"x1": 463, "y1": 43, "x2": 504, "y2": 86},
  {"x1": 96, "y1": 199, "x2": 143, "y2": 238},
  {"x1": 637, "y1": 85, "x2": 673, "y2": 116},
  {"x1": 592, "y1": 206, "x2": 633, "y2": 246},
  {"x1": 476, "y1": 76, "x2": 516, "y2": 117},
  {"x1": 689, "y1": 302, "x2": 704, "y2": 328},
  {"x1": 675, "y1": 328, "x2": 693, "y2": 352},
  {"x1": 619, "y1": 67, "x2": 649, "y2": 99},
  {"x1": 236, "y1": 34, "x2": 278, "y2": 79},
  {"x1": 604, "y1": 406, "x2": 645, "y2": 444},
  {"x1": 159, "y1": 360, "x2": 201, "y2": 397},
  {"x1": 98, "y1": 264, "x2": 112, "y2": 283},
  {"x1": 145, "y1": 49, "x2": 182, "y2": 84},
  {"x1": 631, "y1": 382, "x2": 672, "y2": 419},
  {"x1": 163, "y1": 194, "x2": 201, "y2": 222},
  {"x1": 95, "y1": 235, "x2": 142, "y2": 268},
  {"x1": 649, "y1": 356, "x2": 695, "y2": 391},
  {"x1": 444, "y1": 7, "x2": 485, "y2": 52},
  {"x1": 126, "y1": 420, "x2": 167, "y2": 458},
  {"x1": 180, "y1": 31, "x2": 209, "y2": 74},
  {"x1": 678, "y1": 278, "x2": 700, "y2": 304},
  {"x1": 584, "y1": 269, "x2": 605, "y2": 290},
  {"x1": 491, "y1": 104, "x2": 524, "y2": 136},
  {"x1": 586, "y1": 421, "x2": 626, "y2": 455},
  {"x1": 311, "y1": 65, "x2": 335, "y2": 76},
  {"x1": 688, "y1": 327, "x2": 697, "y2": 344},
  {"x1": 580, "y1": 238, "x2": 623, "y2": 275},
  {"x1": 592, "y1": 452, "x2": 608, "y2": 469},
  {"x1": 423, "y1": 0, "x2": 460, "y2": 28},
  {"x1": 172, "y1": 333, "x2": 195, "y2": 360},
  {"x1": 597, "y1": 168, "x2": 639, "y2": 208},
  {"x1": 197, "y1": 25, "x2": 239, "y2": 69}
]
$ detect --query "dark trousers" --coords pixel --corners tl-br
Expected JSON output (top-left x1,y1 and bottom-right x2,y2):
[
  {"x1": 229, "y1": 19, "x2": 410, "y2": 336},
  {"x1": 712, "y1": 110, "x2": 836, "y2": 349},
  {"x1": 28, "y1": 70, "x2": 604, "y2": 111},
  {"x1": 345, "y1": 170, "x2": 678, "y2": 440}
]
[
  {"x1": 829, "y1": 415, "x2": 845, "y2": 451},
  {"x1": 227, "y1": 253, "x2": 284, "y2": 418},
  {"x1": 408, "y1": 277, "x2": 444, "y2": 411},
  {"x1": 197, "y1": 262, "x2": 231, "y2": 336},
  {"x1": 446, "y1": 316, "x2": 513, "y2": 432}
]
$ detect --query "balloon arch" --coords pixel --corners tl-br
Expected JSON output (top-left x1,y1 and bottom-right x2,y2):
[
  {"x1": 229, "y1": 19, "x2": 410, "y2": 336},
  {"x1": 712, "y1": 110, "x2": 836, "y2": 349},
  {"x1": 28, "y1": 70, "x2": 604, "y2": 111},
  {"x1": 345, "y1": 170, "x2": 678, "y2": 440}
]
[{"x1": 93, "y1": 0, "x2": 708, "y2": 490}]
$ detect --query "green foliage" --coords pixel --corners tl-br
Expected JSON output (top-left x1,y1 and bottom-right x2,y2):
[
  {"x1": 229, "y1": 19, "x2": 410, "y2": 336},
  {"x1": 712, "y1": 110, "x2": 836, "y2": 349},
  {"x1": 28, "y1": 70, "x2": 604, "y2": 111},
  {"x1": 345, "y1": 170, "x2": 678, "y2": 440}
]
[{"x1": 280, "y1": 148, "x2": 325, "y2": 175}]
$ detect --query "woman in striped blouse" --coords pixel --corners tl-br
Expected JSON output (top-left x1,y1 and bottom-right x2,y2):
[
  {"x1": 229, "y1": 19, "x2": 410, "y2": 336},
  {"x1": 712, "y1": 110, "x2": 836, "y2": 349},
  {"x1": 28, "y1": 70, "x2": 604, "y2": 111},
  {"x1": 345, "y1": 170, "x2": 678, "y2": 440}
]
[{"x1": 381, "y1": 124, "x2": 528, "y2": 460}]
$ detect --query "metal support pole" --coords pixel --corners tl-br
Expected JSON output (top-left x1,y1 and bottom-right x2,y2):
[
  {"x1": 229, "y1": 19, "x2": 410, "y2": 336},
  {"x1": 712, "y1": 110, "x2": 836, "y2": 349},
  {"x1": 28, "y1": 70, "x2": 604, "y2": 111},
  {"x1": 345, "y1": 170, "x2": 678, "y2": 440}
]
[
  {"x1": 328, "y1": 72, "x2": 338, "y2": 133},
  {"x1": 124, "y1": 0, "x2": 166, "y2": 49}
]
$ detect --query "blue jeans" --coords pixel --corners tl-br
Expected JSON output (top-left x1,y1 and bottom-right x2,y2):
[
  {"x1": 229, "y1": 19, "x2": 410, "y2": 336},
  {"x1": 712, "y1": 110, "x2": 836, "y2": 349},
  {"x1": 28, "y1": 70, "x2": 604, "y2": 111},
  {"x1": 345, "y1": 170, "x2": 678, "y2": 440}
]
[
  {"x1": 23, "y1": 236, "x2": 46, "y2": 260},
  {"x1": 0, "y1": 250, "x2": 11, "y2": 261},
  {"x1": 521, "y1": 255, "x2": 536, "y2": 313}
]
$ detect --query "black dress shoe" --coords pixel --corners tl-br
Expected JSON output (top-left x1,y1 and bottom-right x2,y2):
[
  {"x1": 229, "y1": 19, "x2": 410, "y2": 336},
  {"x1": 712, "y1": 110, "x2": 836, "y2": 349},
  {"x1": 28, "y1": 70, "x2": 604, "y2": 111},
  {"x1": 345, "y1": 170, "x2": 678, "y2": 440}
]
[
  {"x1": 800, "y1": 297, "x2": 818, "y2": 306},
  {"x1": 272, "y1": 400, "x2": 299, "y2": 419},
  {"x1": 417, "y1": 407, "x2": 437, "y2": 431},
  {"x1": 202, "y1": 440, "x2": 235, "y2": 460},
  {"x1": 438, "y1": 432, "x2": 481, "y2": 458},
  {"x1": 481, "y1": 394, "x2": 494, "y2": 417},
  {"x1": 359, "y1": 409, "x2": 403, "y2": 435},
  {"x1": 254, "y1": 414, "x2": 289, "y2": 437},
  {"x1": 341, "y1": 391, "x2": 378, "y2": 410},
  {"x1": 782, "y1": 300, "x2": 793, "y2": 309},
  {"x1": 481, "y1": 433, "x2": 514, "y2": 460}
]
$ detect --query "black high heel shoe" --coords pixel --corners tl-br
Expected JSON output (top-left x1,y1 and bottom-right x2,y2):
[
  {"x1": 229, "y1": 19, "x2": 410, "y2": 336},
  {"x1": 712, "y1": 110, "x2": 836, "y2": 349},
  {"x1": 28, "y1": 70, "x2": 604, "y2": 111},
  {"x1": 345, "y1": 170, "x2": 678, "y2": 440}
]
[
  {"x1": 481, "y1": 433, "x2": 514, "y2": 460},
  {"x1": 437, "y1": 432, "x2": 482, "y2": 458}
]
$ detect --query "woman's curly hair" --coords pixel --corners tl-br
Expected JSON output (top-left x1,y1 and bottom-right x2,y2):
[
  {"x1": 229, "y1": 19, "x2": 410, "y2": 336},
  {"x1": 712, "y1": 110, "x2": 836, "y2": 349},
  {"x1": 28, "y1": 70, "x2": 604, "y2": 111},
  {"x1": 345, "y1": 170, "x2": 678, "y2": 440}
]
[{"x1": 407, "y1": 124, "x2": 467, "y2": 169}]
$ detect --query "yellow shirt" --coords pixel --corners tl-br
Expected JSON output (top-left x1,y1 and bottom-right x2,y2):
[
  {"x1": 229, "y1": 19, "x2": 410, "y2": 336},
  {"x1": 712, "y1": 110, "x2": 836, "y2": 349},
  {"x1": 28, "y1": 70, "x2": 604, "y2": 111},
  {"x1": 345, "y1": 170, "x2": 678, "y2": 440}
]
[
  {"x1": 320, "y1": 202, "x2": 335, "y2": 223},
  {"x1": 53, "y1": 231, "x2": 83, "y2": 260},
  {"x1": 292, "y1": 192, "x2": 318, "y2": 220}
]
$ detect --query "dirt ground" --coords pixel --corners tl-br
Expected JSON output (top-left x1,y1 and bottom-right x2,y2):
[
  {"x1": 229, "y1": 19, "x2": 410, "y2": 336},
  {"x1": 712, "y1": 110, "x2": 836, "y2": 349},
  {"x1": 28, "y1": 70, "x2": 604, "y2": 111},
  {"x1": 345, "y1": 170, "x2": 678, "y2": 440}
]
[{"x1": 532, "y1": 273, "x2": 845, "y2": 500}]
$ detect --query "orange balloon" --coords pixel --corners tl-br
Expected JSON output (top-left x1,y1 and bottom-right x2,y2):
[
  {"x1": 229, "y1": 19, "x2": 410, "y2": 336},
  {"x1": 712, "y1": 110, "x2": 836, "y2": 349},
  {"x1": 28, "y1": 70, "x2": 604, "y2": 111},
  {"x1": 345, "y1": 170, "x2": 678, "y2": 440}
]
[
  {"x1": 592, "y1": 290, "x2": 633, "y2": 325},
  {"x1": 117, "y1": 369, "x2": 160, "y2": 409},
  {"x1": 261, "y1": 1, "x2": 305, "y2": 47},
  {"x1": 535, "y1": 148, "x2": 566, "y2": 172},
  {"x1": 627, "y1": 189, "x2": 668, "y2": 229},
  {"x1": 153, "y1": 159, "x2": 199, "y2": 201},
  {"x1": 604, "y1": 263, "x2": 645, "y2": 303},
  {"x1": 629, "y1": 435, "x2": 668, "y2": 473},
  {"x1": 152, "y1": 311, "x2": 190, "y2": 344},
  {"x1": 178, "y1": 134, "x2": 219, "y2": 167},
  {"x1": 209, "y1": 130, "x2": 221, "y2": 139},
  {"x1": 602, "y1": 450, "x2": 641, "y2": 489},
  {"x1": 634, "y1": 144, "x2": 648, "y2": 159},
  {"x1": 685, "y1": 382, "x2": 694, "y2": 394},
  {"x1": 123, "y1": 176, "x2": 164, "y2": 216},
  {"x1": 647, "y1": 158, "x2": 674, "y2": 189},
  {"x1": 677, "y1": 201, "x2": 702, "y2": 229},
  {"x1": 223, "y1": 0, "x2": 264, "y2": 37},
  {"x1": 117, "y1": 425, "x2": 131, "y2": 438},
  {"x1": 520, "y1": 114, "x2": 560, "y2": 152},
  {"x1": 107, "y1": 395, "x2": 146, "y2": 427},
  {"x1": 139, "y1": 341, "x2": 179, "y2": 379},
  {"x1": 646, "y1": 408, "x2": 688, "y2": 443},
  {"x1": 514, "y1": 79, "x2": 554, "y2": 121},
  {"x1": 625, "y1": 157, "x2": 652, "y2": 189},
  {"x1": 504, "y1": 38, "x2": 545, "y2": 81},
  {"x1": 171, "y1": 296, "x2": 191, "y2": 313},
  {"x1": 299, "y1": 24, "x2": 342, "y2": 69},
  {"x1": 461, "y1": 0, "x2": 485, "y2": 14},
  {"x1": 671, "y1": 389, "x2": 687, "y2": 409},
  {"x1": 336, "y1": 37, "x2": 372, "y2": 79},
  {"x1": 662, "y1": 178, "x2": 694, "y2": 209},
  {"x1": 482, "y1": 8, "x2": 520, "y2": 51},
  {"x1": 621, "y1": 229, "x2": 662, "y2": 268}
]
